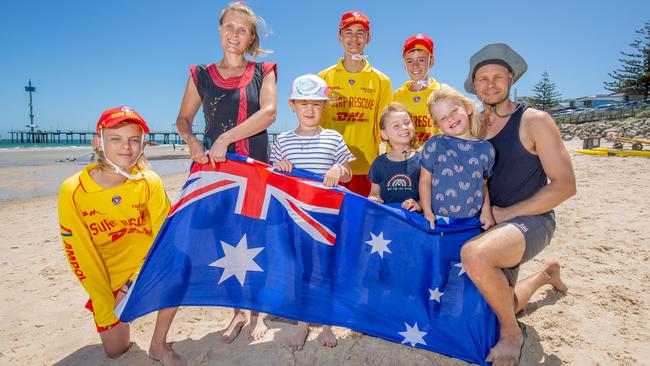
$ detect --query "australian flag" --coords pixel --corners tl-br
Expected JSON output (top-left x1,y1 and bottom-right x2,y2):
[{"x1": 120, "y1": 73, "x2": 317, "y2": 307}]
[{"x1": 117, "y1": 154, "x2": 498, "y2": 365}]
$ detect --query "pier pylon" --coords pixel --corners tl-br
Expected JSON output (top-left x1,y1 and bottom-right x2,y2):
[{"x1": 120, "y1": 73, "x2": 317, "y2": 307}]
[{"x1": 25, "y1": 80, "x2": 38, "y2": 133}]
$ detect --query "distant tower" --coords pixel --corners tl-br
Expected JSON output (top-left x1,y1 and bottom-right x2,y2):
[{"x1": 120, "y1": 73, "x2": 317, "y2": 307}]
[{"x1": 25, "y1": 79, "x2": 38, "y2": 133}]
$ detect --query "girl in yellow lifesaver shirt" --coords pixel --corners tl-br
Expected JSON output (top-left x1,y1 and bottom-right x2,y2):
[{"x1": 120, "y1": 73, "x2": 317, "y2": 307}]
[{"x1": 58, "y1": 106, "x2": 185, "y2": 365}]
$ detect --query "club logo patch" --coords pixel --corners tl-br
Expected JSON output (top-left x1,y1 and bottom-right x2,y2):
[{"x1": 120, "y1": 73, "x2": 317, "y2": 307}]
[
  {"x1": 514, "y1": 222, "x2": 529, "y2": 232},
  {"x1": 112, "y1": 195, "x2": 122, "y2": 205},
  {"x1": 348, "y1": 79, "x2": 356, "y2": 86},
  {"x1": 414, "y1": 96, "x2": 421, "y2": 102}
]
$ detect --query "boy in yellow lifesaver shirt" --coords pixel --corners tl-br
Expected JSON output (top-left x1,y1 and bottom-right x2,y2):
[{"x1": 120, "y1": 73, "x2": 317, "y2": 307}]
[
  {"x1": 318, "y1": 10, "x2": 392, "y2": 196},
  {"x1": 58, "y1": 106, "x2": 185, "y2": 365},
  {"x1": 393, "y1": 33, "x2": 441, "y2": 147}
]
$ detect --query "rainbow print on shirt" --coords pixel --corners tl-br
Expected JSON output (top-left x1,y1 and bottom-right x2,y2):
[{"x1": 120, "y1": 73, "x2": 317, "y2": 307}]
[{"x1": 386, "y1": 174, "x2": 413, "y2": 191}]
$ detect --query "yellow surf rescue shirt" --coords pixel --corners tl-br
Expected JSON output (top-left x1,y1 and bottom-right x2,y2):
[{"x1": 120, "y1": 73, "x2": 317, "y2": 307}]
[
  {"x1": 318, "y1": 59, "x2": 392, "y2": 174},
  {"x1": 58, "y1": 164, "x2": 170, "y2": 327},
  {"x1": 393, "y1": 78, "x2": 441, "y2": 147}
]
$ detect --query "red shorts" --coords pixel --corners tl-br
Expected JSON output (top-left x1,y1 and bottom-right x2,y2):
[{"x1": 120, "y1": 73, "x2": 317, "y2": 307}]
[
  {"x1": 85, "y1": 290, "x2": 121, "y2": 333},
  {"x1": 342, "y1": 174, "x2": 371, "y2": 196}
]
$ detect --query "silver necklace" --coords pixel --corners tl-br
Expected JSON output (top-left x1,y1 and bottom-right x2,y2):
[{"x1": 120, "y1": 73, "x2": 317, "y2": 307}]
[{"x1": 296, "y1": 129, "x2": 321, "y2": 150}]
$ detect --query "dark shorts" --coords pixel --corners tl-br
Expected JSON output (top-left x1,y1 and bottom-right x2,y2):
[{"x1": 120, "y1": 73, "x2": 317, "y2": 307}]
[{"x1": 502, "y1": 211, "x2": 556, "y2": 287}]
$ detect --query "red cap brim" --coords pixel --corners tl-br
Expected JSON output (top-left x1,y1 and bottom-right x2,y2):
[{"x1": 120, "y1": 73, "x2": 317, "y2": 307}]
[
  {"x1": 96, "y1": 108, "x2": 150, "y2": 133},
  {"x1": 99, "y1": 118, "x2": 150, "y2": 134}
]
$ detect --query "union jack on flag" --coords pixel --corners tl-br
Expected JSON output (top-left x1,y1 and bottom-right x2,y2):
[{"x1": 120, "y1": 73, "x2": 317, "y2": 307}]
[{"x1": 169, "y1": 156, "x2": 344, "y2": 245}]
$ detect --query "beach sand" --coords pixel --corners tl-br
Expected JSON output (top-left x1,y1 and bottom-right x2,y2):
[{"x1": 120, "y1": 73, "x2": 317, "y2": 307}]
[{"x1": 1, "y1": 140, "x2": 648, "y2": 365}]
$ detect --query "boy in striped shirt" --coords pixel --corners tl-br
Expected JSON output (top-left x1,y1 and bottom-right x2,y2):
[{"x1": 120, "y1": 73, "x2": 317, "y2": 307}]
[
  {"x1": 271, "y1": 74, "x2": 354, "y2": 188},
  {"x1": 270, "y1": 74, "x2": 354, "y2": 350}
]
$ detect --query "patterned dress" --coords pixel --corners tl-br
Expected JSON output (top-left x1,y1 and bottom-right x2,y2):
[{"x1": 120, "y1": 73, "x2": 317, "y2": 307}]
[
  {"x1": 421, "y1": 135, "x2": 495, "y2": 218},
  {"x1": 190, "y1": 62, "x2": 277, "y2": 163}
]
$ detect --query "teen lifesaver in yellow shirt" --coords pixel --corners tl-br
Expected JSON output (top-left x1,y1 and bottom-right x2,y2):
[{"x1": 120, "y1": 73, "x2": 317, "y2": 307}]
[{"x1": 318, "y1": 9, "x2": 392, "y2": 196}]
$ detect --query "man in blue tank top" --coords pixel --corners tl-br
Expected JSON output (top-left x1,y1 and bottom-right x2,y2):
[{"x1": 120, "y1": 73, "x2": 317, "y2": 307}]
[{"x1": 460, "y1": 43, "x2": 576, "y2": 366}]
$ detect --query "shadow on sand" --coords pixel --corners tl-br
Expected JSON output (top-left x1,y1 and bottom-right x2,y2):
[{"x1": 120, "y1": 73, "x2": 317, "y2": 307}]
[
  {"x1": 52, "y1": 343, "x2": 152, "y2": 366},
  {"x1": 517, "y1": 288, "x2": 567, "y2": 365},
  {"x1": 523, "y1": 288, "x2": 566, "y2": 317},
  {"x1": 520, "y1": 326, "x2": 563, "y2": 366},
  {"x1": 50, "y1": 316, "x2": 489, "y2": 366}
]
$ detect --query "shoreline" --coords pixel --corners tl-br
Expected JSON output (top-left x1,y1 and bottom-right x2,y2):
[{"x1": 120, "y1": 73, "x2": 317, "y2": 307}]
[
  {"x1": 0, "y1": 144, "x2": 189, "y2": 166},
  {"x1": 0, "y1": 145, "x2": 192, "y2": 202}
]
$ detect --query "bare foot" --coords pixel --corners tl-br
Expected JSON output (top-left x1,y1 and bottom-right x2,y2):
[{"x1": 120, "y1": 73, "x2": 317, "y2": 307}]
[
  {"x1": 288, "y1": 322, "x2": 310, "y2": 351},
  {"x1": 319, "y1": 326, "x2": 337, "y2": 348},
  {"x1": 220, "y1": 310, "x2": 247, "y2": 344},
  {"x1": 149, "y1": 343, "x2": 187, "y2": 366},
  {"x1": 543, "y1": 261, "x2": 568, "y2": 294},
  {"x1": 248, "y1": 312, "x2": 268, "y2": 341},
  {"x1": 485, "y1": 332, "x2": 524, "y2": 366}
]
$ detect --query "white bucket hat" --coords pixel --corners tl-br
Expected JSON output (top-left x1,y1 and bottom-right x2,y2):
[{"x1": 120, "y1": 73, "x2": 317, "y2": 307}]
[{"x1": 290, "y1": 74, "x2": 329, "y2": 101}]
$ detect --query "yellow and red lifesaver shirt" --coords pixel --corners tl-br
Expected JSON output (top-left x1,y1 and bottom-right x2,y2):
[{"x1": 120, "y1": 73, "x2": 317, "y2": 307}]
[
  {"x1": 318, "y1": 58, "x2": 392, "y2": 175},
  {"x1": 393, "y1": 78, "x2": 441, "y2": 147},
  {"x1": 57, "y1": 164, "x2": 170, "y2": 327}
]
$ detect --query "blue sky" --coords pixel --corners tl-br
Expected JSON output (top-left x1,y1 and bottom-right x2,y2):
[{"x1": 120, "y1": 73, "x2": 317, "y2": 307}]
[{"x1": 1, "y1": 0, "x2": 649, "y2": 137}]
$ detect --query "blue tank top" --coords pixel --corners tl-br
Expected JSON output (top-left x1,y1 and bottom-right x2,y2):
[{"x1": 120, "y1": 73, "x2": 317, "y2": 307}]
[{"x1": 487, "y1": 104, "x2": 548, "y2": 208}]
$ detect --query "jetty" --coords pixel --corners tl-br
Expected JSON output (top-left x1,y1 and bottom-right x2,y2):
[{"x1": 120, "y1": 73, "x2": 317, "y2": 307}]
[
  {"x1": 7, "y1": 130, "x2": 200, "y2": 145},
  {"x1": 7, "y1": 130, "x2": 280, "y2": 145}
]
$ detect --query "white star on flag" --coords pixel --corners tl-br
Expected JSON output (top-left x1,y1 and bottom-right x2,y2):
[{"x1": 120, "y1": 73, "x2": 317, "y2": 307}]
[
  {"x1": 209, "y1": 234, "x2": 264, "y2": 286},
  {"x1": 438, "y1": 216, "x2": 450, "y2": 225},
  {"x1": 454, "y1": 262, "x2": 466, "y2": 276},
  {"x1": 399, "y1": 322, "x2": 427, "y2": 347},
  {"x1": 365, "y1": 232, "x2": 392, "y2": 258},
  {"x1": 429, "y1": 287, "x2": 444, "y2": 302}
]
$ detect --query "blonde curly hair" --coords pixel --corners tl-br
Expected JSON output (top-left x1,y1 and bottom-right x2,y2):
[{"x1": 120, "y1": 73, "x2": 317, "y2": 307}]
[{"x1": 427, "y1": 84, "x2": 481, "y2": 138}]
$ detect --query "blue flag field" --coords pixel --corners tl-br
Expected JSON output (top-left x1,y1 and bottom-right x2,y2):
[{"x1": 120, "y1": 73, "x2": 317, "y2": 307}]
[{"x1": 117, "y1": 154, "x2": 498, "y2": 365}]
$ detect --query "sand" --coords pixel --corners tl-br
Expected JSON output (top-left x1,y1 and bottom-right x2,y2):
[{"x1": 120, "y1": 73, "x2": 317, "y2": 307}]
[{"x1": 0, "y1": 140, "x2": 648, "y2": 365}]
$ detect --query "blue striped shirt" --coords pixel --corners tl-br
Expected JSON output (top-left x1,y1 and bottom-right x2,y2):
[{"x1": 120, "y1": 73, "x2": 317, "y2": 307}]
[{"x1": 270, "y1": 129, "x2": 355, "y2": 175}]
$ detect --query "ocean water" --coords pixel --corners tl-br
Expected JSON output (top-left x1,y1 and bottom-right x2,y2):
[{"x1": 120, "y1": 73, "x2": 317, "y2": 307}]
[
  {"x1": 0, "y1": 159, "x2": 191, "y2": 202},
  {"x1": 0, "y1": 142, "x2": 90, "y2": 149},
  {"x1": 0, "y1": 139, "x2": 177, "y2": 149},
  {"x1": 0, "y1": 143, "x2": 192, "y2": 201}
]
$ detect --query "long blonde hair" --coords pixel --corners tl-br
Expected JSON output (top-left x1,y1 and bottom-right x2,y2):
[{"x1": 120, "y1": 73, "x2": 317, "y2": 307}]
[
  {"x1": 219, "y1": 2, "x2": 272, "y2": 58},
  {"x1": 427, "y1": 84, "x2": 481, "y2": 138},
  {"x1": 94, "y1": 121, "x2": 149, "y2": 171}
]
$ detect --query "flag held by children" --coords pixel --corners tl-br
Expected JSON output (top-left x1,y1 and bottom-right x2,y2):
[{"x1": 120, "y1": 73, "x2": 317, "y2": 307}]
[{"x1": 117, "y1": 154, "x2": 498, "y2": 365}]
